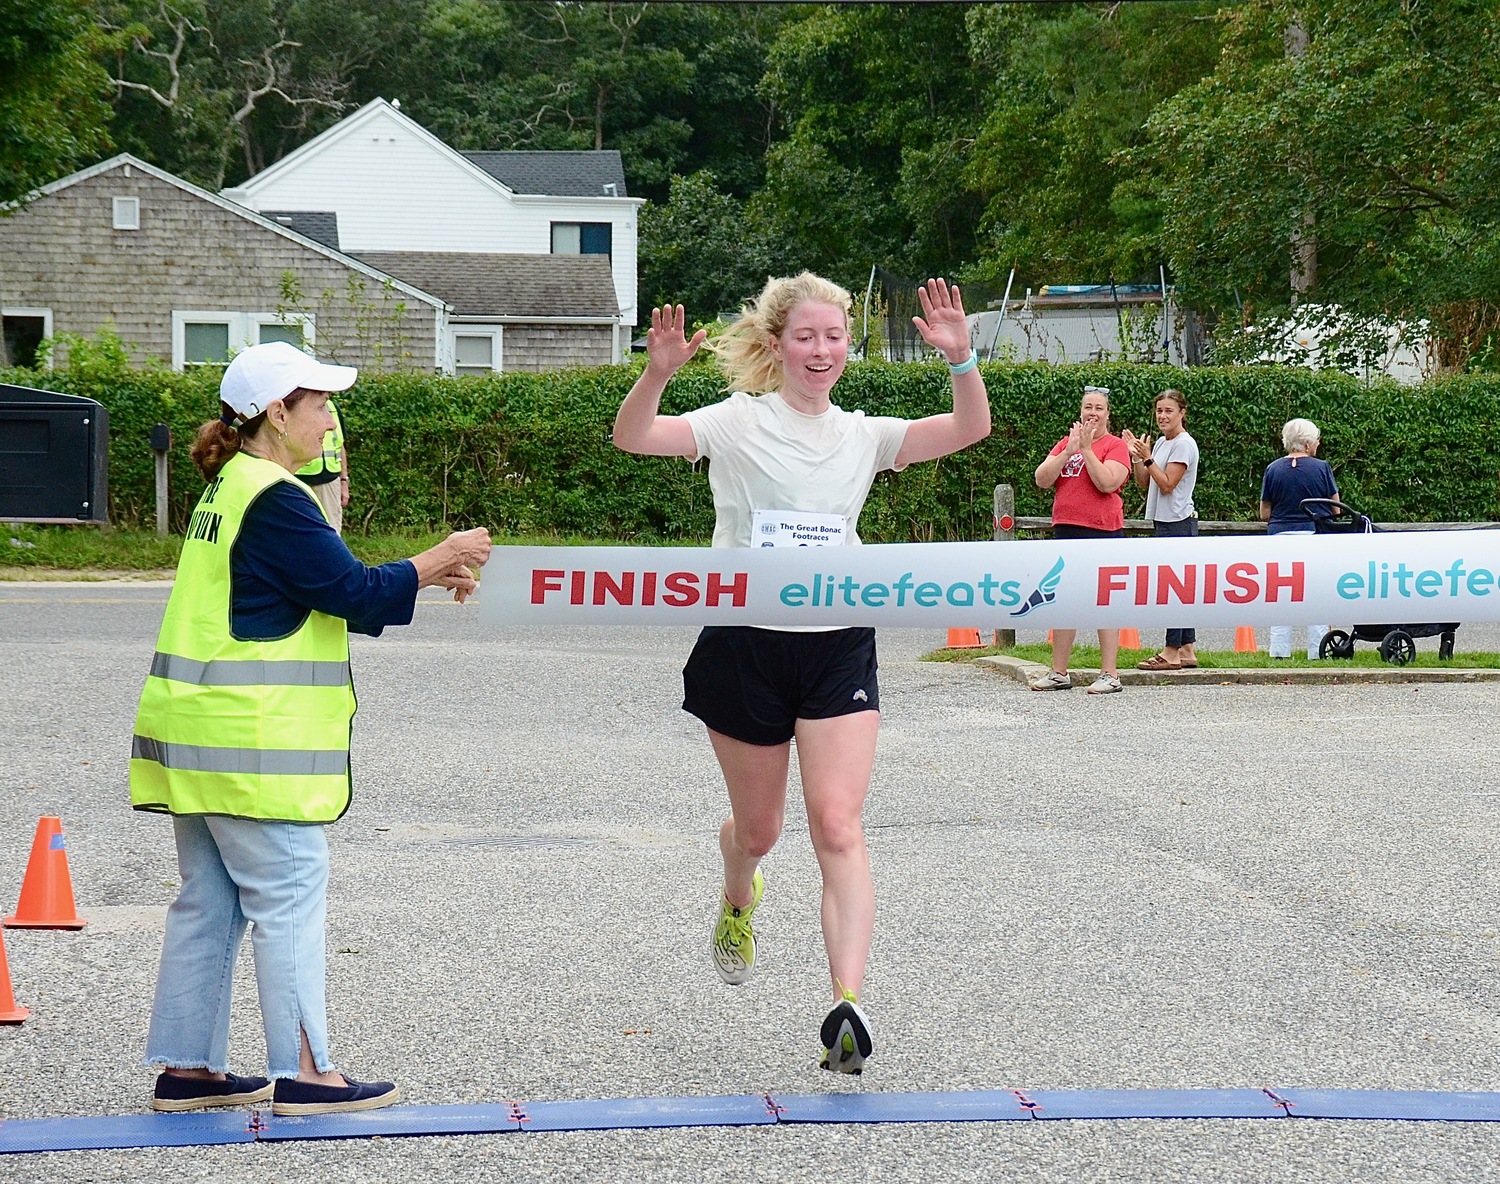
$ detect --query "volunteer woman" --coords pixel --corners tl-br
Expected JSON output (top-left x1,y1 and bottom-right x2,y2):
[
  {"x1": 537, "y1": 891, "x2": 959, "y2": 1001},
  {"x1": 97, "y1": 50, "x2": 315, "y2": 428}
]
[
  {"x1": 131, "y1": 341, "x2": 491, "y2": 1116},
  {"x1": 1124, "y1": 389, "x2": 1200, "y2": 669},
  {"x1": 613, "y1": 274, "x2": 990, "y2": 1074}
]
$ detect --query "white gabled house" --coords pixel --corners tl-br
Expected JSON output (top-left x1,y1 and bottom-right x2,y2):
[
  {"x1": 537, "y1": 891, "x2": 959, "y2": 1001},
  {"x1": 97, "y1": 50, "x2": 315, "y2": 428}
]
[{"x1": 222, "y1": 98, "x2": 643, "y2": 366}]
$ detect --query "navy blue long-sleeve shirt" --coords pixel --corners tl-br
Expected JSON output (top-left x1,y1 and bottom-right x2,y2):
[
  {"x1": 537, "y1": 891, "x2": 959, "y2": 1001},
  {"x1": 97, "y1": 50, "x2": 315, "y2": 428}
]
[{"x1": 230, "y1": 482, "x2": 418, "y2": 640}]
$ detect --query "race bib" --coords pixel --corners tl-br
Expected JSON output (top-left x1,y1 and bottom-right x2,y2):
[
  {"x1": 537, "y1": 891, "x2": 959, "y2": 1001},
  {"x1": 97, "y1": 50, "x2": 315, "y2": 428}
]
[{"x1": 751, "y1": 509, "x2": 849, "y2": 548}]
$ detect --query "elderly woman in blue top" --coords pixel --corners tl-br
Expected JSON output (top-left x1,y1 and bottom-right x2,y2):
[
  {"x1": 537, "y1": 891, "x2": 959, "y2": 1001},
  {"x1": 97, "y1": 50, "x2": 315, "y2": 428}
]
[
  {"x1": 1259, "y1": 416, "x2": 1339, "y2": 659},
  {"x1": 130, "y1": 341, "x2": 491, "y2": 1117}
]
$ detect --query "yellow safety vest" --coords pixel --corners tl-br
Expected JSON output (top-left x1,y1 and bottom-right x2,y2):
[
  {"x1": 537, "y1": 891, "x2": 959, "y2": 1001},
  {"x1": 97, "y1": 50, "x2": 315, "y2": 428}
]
[
  {"x1": 130, "y1": 452, "x2": 356, "y2": 823},
  {"x1": 296, "y1": 399, "x2": 344, "y2": 481}
]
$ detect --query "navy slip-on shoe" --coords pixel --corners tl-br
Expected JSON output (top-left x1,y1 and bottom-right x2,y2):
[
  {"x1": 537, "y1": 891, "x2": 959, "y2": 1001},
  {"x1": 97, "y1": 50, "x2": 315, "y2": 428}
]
[
  {"x1": 152, "y1": 1071, "x2": 273, "y2": 1112},
  {"x1": 271, "y1": 1076, "x2": 401, "y2": 1116}
]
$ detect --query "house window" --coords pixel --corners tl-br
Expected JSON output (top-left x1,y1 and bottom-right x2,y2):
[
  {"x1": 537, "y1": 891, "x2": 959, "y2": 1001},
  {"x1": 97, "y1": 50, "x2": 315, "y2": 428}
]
[
  {"x1": 551, "y1": 222, "x2": 611, "y2": 257},
  {"x1": 113, "y1": 197, "x2": 140, "y2": 231},
  {"x1": 171, "y1": 312, "x2": 314, "y2": 370},
  {"x1": 451, "y1": 328, "x2": 502, "y2": 376},
  {"x1": 2, "y1": 308, "x2": 52, "y2": 369},
  {"x1": 251, "y1": 314, "x2": 314, "y2": 350},
  {"x1": 258, "y1": 323, "x2": 304, "y2": 348},
  {"x1": 183, "y1": 321, "x2": 233, "y2": 366}
]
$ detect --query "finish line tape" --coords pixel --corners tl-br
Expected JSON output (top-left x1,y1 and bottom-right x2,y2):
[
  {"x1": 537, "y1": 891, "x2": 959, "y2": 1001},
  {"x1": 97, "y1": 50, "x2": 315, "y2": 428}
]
[
  {"x1": 5, "y1": 1088, "x2": 1500, "y2": 1153},
  {"x1": 477, "y1": 532, "x2": 1500, "y2": 630}
]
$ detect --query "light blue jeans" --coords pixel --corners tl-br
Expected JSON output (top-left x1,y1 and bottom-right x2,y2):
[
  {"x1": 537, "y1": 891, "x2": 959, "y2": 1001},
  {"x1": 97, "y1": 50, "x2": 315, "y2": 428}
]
[
  {"x1": 145, "y1": 815, "x2": 333, "y2": 1080},
  {"x1": 1267, "y1": 528, "x2": 1327, "y2": 658}
]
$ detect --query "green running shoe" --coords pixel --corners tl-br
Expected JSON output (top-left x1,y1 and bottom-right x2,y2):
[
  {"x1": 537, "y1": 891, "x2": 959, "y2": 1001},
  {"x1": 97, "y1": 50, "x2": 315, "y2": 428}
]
[
  {"x1": 710, "y1": 868, "x2": 763, "y2": 985},
  {"x1": 819, "y1": 990, "x2": 873, "y2": 1075}
]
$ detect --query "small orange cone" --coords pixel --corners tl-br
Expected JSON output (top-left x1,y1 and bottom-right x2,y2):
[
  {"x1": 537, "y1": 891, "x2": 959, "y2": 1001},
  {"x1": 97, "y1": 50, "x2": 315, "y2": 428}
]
[
  {"x1": 1234, "y1": 626, "x2": 1258, "y2": 653},
  {"x1": 1118, "y1": 628, "x2": 1142, "y2": 649},
  {"x1": 4, "y1": 817, "x2": 87, "y2": 930},
  {"x1": 946, "y1": 628, "x2": 983, "y2": 649},
  {"x1": 0, "y1": 928, "x2": 28, "y2": 1023}
]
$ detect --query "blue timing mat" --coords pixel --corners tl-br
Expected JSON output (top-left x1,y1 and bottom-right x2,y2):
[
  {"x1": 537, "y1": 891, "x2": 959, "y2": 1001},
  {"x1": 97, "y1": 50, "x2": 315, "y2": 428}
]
[
  {"x1": 1275, "y1": 1088, "x2": 1500, "y2": 1122},
  {"x1": 6, "y1": 1087, "x2": 1500, "y2": 1154},
  {"x1": 772, "y1": 1089, "x2": 1035, "y2": 1124},
  {"x1": 1025, "y1": 1088, "x2": 1289, "y2": 1120},
  {"x1": 521, "y1": 1093, "x2": 777, "y2": 1133},
  {"x1": 258, "y1": 1102, "x2": 524, "y2": 1143},
  {"x1": 0, "y1": 1110, "x2": 257, "y2": 1154}
]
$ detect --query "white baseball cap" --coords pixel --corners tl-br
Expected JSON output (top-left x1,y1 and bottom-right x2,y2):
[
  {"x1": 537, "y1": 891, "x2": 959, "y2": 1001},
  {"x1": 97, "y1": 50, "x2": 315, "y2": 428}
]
[{"x1": 219, "y1": 341, "x2": 357, "y2": 426}]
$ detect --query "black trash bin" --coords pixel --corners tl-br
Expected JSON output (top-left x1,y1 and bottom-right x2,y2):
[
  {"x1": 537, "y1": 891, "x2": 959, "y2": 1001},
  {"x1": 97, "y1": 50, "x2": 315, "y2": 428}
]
[{"x1": 0, "y1": 383, "x2": 109, "y2": 522}]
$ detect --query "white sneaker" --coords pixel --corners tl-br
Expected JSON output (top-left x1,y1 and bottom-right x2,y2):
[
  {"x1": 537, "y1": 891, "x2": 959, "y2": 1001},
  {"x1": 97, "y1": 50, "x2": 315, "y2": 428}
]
[
  {"x1": 1029, "y1": 670, "x2": 1072, "y2": 691},
  {"x1": 819, "y1": 993, "x2": 873, "y2": 1075},
  {"x1": 1086, "y1": 673, "x2": 1123, "y2": 695}
]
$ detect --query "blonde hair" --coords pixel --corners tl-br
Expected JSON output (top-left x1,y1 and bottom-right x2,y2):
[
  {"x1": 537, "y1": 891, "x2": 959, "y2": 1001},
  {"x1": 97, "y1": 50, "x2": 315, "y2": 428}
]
[{"x1": 711, "y1": 271, "x2": 852, "y2": 393}]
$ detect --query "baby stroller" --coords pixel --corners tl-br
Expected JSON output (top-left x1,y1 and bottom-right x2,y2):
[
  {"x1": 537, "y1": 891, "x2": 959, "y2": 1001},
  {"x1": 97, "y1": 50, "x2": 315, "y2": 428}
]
[{"x1": 1301, "y1": 498, "x2": 1457, "y2": 664}]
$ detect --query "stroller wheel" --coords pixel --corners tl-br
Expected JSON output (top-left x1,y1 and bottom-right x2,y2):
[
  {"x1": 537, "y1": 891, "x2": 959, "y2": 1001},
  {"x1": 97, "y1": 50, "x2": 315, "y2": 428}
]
[
  {"x1": 1379, "y1": 629, "x2": 1416, "y2": 665},
  {"x1": 1320, "y1": 630, "x2": 1353, "y2": 660},
  {"x1": 1439, "y1": 631, "x2": 1456, "y2": 661}
]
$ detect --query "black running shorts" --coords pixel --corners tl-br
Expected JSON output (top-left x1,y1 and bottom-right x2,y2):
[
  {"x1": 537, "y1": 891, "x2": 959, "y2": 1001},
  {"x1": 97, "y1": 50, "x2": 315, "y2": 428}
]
[{"x1": 682, "y1": 626, "x2": 880, "y2": 746}]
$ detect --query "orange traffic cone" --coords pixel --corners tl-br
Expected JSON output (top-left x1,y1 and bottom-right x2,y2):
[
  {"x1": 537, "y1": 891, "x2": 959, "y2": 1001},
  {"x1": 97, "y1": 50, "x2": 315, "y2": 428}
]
[
  {"x1": 4, "y1": 817, "x2": 87, "y2": 930},
  {"x1": 0, "y1": 928, "x2": 28, "y2": 1023},
  {"x1": 946, "y1": 628, "x2": 983, "y2": 649},
  {"x1": 1118, "y1": 628, "x2": 1141, "y2": 649},
  {"x1": 1234, "y1": 626, "x2": 1258, "y2": 653}
]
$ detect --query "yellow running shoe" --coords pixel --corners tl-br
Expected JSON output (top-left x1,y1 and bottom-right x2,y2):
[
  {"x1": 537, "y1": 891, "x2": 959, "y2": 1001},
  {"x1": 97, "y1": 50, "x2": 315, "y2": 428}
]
[
  {"x1": 819, "y1": 989, "x2": 873, "y2": 1074},
  {"x1": 710, "y1": 868, "x2": 763, "y2": 985}
]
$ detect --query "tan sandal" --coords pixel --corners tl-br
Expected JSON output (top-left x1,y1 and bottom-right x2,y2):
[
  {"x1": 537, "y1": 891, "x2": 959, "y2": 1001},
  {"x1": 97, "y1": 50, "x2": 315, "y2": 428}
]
[{"x1": 1136, "y1": 654, "x2": 1182, "y2": 671}]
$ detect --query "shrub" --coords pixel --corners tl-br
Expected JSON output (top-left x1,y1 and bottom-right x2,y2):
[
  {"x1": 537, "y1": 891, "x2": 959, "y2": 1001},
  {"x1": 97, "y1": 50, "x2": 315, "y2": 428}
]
[{"x1": 4, "y1": 358, "x2": 1494, "y2": 537}]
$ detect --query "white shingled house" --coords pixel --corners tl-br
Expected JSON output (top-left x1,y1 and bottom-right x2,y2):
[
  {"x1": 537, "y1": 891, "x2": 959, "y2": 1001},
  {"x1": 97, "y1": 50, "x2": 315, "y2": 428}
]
[{"x1": 221, "y1": 98, "x2": 643, "y2": 370}]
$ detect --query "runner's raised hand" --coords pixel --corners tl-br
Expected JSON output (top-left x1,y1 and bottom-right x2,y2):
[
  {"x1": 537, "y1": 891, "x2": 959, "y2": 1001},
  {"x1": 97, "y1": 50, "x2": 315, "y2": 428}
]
[
  {"x1": 912, "y1": 278, "x2": 972, "y2": 363},
  {"x1": 645, "y1": 304, "x2": 708, "y2": 376}
]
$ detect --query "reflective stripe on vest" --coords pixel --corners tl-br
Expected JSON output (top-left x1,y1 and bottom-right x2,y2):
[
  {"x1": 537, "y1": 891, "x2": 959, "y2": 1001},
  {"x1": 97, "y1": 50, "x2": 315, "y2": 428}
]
[
  {"x1": 150, "y1": 652, "x2": 351, "y2": 687},
  {"x1": 130, "y1": 452, "x2": 355, "y2": 823},
  {"x1": 133, "y1": 735, "x2": 349, "y2": 776}
]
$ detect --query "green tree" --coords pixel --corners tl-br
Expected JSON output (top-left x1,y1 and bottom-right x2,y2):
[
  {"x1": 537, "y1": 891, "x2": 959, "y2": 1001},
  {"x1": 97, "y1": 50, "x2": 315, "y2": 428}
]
[
  {"x1": 385, "y1": 2, "x2": 797, "y2": 205},
  {"x1": 749, "y1": 3, "x2": 988, "y2": 288},
  {"x1": 1142, "y1": 0, "x2": 1500, "y2": 366},
  {"x1": 389, "y1": 2, "x2": 696, "y2": 198},
  {"x1": 964, "y1": 1, "x2": 1223, "y2": 288},
  {"x1": 0, "y1": 0, "x2": 114, "y2": 202},
  {"x1": 0, "y1": 0, "x2": 115, "y2": 365},
  {"x1": 96, "y1": 0, "x2": 365, "y2": 187},
  {"x1": 638, "y1": 170, "x2": 774, "y2": 317}
]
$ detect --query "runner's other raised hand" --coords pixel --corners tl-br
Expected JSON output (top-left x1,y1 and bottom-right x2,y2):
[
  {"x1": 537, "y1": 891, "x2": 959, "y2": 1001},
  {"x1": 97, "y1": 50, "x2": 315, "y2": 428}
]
[{"x1": 911, "y1": 278, "x2": 971, "y2": 362}]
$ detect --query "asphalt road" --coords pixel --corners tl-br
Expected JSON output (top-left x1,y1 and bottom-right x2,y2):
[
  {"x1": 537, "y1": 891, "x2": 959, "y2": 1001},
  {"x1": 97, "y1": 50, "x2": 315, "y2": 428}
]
[{"x1": 0, "y1": 583, "x2": 1497, "y2": 1182}]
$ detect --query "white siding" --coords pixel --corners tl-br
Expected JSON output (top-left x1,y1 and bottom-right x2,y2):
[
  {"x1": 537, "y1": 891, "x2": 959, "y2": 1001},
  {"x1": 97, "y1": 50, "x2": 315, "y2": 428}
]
[
  {"x1": 227, "y1": 104, "x2": 639, "y2": 326},
  {"x1": 521, "y1": 198, "x2": 639, "y2": 325}
]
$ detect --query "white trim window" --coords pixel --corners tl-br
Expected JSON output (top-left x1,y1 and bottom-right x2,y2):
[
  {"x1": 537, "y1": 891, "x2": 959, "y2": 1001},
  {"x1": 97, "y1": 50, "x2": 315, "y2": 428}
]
[
  {"x1": 250, "y1": 313, "x2": 315, "y2": 351},
  {"x1": 450, "y1": 326, "x2": 502, "y2": 376},
  {"x1": 171, "y1": 311, "x2": 316, "y2": 370},
  {"x1": 112, "y1": 196, "x2": 140, "y2": 230},
  {"x1": 2, "y1": 307, "x2": 54, "y2": 369}
]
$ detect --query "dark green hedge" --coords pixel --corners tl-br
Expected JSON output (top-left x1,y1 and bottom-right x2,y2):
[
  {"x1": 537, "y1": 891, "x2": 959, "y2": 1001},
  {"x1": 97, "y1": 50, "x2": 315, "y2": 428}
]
[{"x1": 7, "y1": 359, "x2": 1496, "y2": 538}]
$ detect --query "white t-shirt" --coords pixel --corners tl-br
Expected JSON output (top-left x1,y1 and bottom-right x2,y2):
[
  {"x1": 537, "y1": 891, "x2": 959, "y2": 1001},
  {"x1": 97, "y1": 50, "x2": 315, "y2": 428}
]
[
  {"x1": 683, "y1": 391, "x2": 910, "y2": 550},
  {"x1": 1146, "y1": 430, "x2": 1198, "y2": 523}
]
